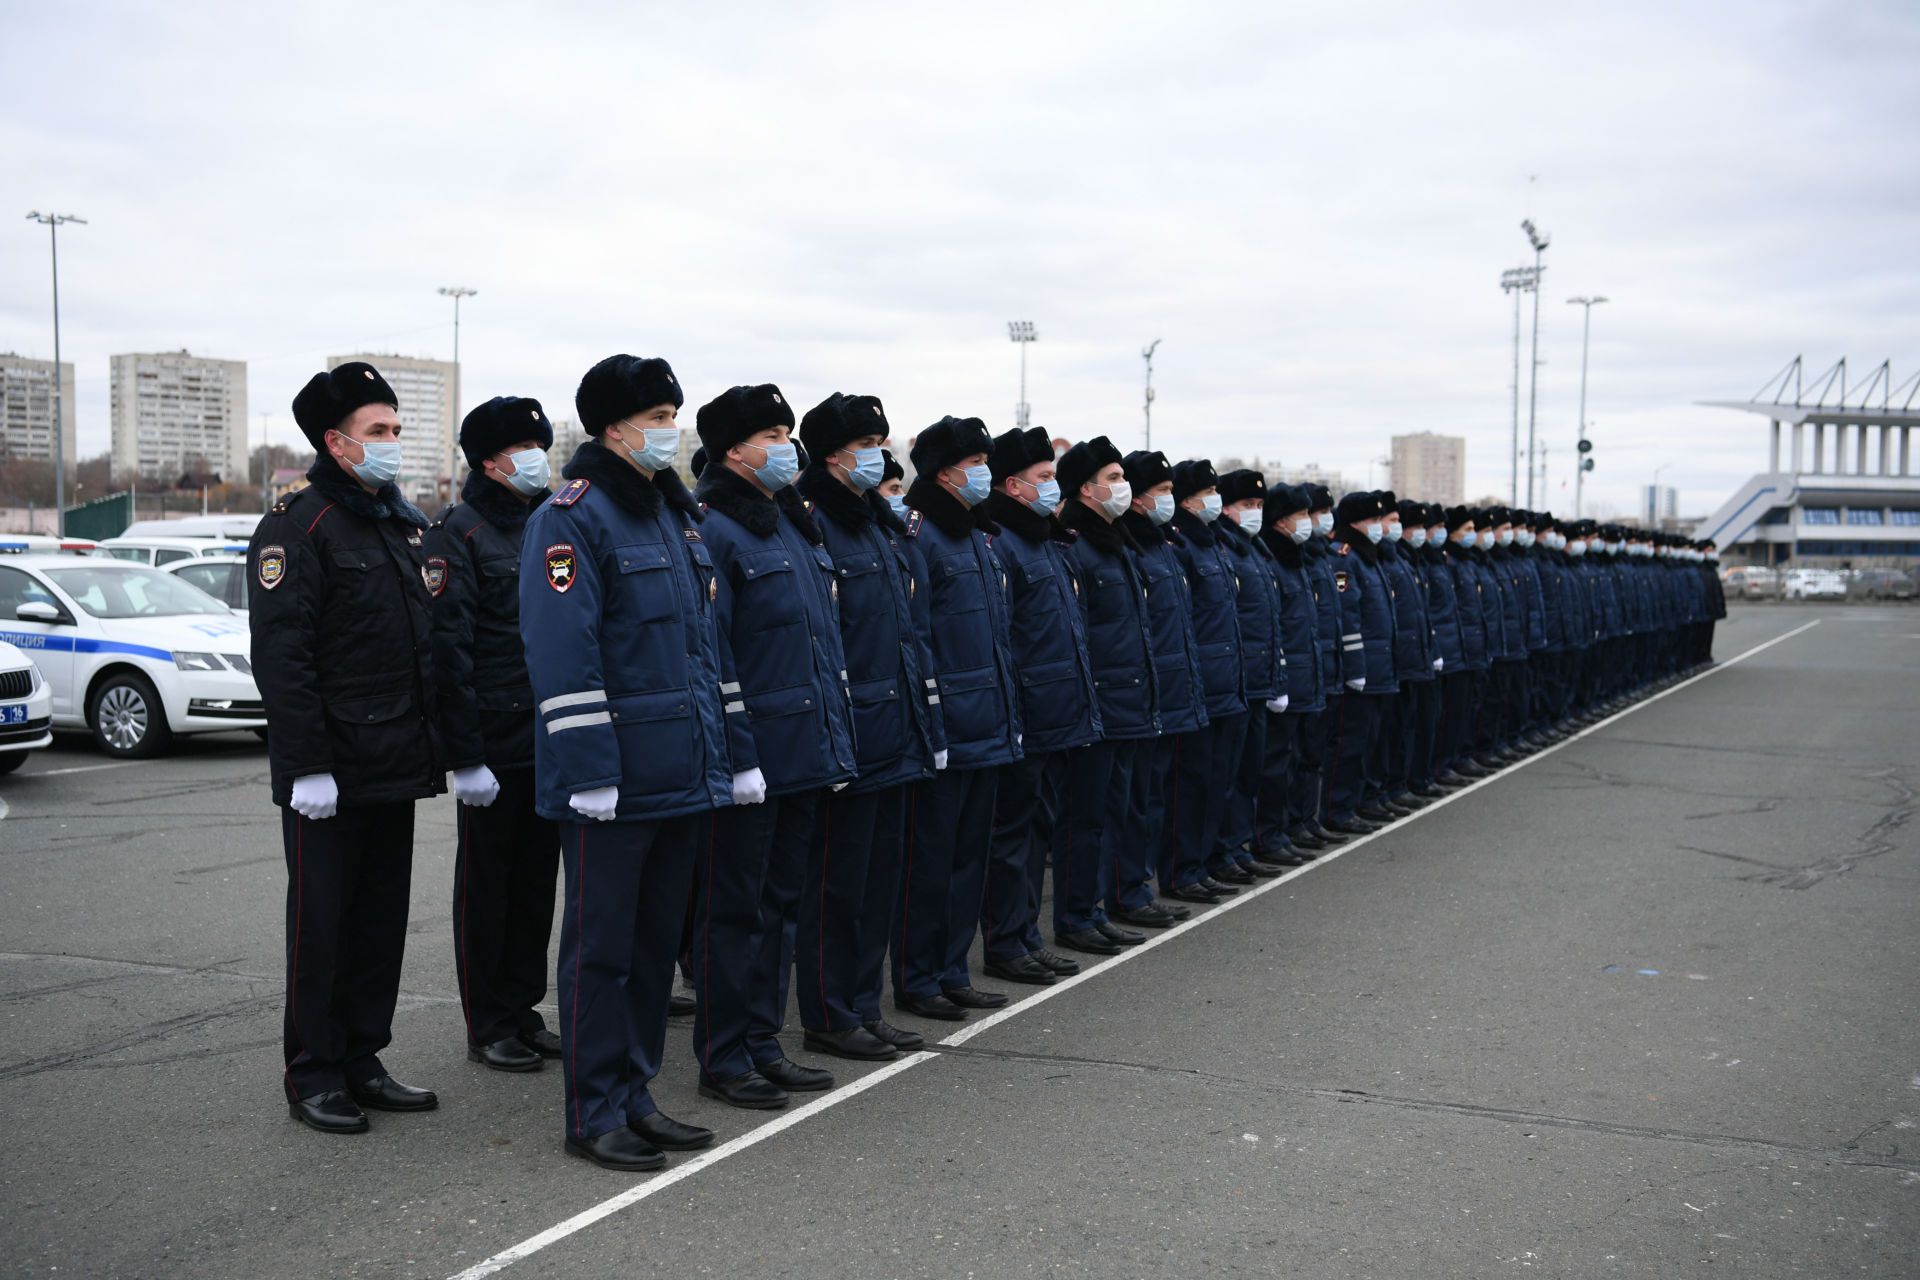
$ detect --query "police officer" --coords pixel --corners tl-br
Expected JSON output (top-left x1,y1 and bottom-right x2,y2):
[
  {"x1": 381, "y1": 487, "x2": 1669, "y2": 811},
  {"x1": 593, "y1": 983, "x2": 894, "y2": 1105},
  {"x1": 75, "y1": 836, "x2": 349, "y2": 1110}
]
[
  {"x1": 519, "y1": 354, "x2": 729, "y2": 1170},
  {"x1": 792, "y1": 393, "x2": 943, "y2": 1059},
  {"x1": 898, "y1": 416, "x2": 1024, "y2": 1014},
  {"x1": 1321, "y1": 491, "x2": 1398, "y2": 835},
  {"x1": 1287, "y1": 485, "x2": 1354, "y2": 850},
  {"x1": 690, "y1": 384, "x2": 859, "y2": 1106},
  {"x1": 982, "y1": 426, "x2": 1100, "y2": 984},
  {"x1": 1256, "y1": 484, "x2": 1324, "y2": 863},
  {"x1": 252, "y1": 361, "x2": 443, "y2": 1134},
  {"x1": 426, "y1": 396, "x2": 561, "y2": 1074},
  {"x1": 1213, "y1": 469, "x2": 1285, "y2": 881}
]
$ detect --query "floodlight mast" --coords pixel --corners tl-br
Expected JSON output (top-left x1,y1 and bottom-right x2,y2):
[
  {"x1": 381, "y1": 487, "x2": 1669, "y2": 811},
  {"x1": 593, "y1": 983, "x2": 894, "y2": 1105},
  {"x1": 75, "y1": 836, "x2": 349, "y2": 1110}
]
[
  {"x1": 1500, "y1": 265, "x2": 1540, "y2": 507},
  {"x1": 1008, "y1": 321, "x2": 1037, "y2": 429},
  {"x1": 1520, "y1": 219, "x2": 1550, "y2": 508},
  {"x1": 1142, "y1": 339, "x2": 1161, "y2": 450},
  {"x1": 1567, "y1": 295, "x2": 1608, "y2": 517},
  {"x1": 26, "y1": 211, "x2": 86, "y2": 534},
  {"x1": 439, "y1": 286, "x2": 477, "y2": 492}
]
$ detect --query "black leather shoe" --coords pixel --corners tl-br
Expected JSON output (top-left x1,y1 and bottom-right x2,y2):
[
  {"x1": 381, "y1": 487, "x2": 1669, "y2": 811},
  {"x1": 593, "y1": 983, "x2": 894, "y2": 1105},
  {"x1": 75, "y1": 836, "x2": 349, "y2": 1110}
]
[
  {"x1": 1409, "y1": 783, "x2": 1446, "y2": 799},
  {"x1": 1094, "y1": 920, "x2": 1147, "y2": 946},
  {"x1": 349, "y1": 1075, "x2": 438, "y2": 1112},
  {"x1": 1211, "y1": 864, "x2": 1256, "y2": 885},
  {"x1": 1382, "y1": 799, "x2": 1418, "y2": 815},
  {"x1": 1055, "y1": 928, "x2": 1123, "y2": 956},
  {"x1": 667, "y1": 993, "x2": 696, "y2": 1017},
  {"x1": 698, "y1": 1069, "x2": 789, "y2": 1109},
  {"x1": 1285, "y1": 827, "x2": 1328, "y2": 851},
  {"x1": 566, "y1": 1127, "x2": 666, "y2": 1171},
  {"x1": 1393, "y1": 794, "x2": 1430, "y2": 810},
  {"x1": 1308, "y1": 821, "x2": 1351, "y2": 844},
  {"x1": 470, "y1": 1036, "x2": 543, "y2": 1073},
  {"x1": 1165, "y1": 882, "x2": 1222, "y2": 905},
  {"x1": 1321, "y1": 816, "x2": 1379, "y2": 835},
  {"x1": 895, "y1": 992, "x2": 968, "y2": 1021},
  {"x1": 1029, "y1": 948, "x2": 1081, "y2": 976},
  {"x1": 1244, "y1": 856, "x2": 1291, "y2": 876},
  {"x1": 1108, "y1": 902, "x2": 1178, "y2": 928},
  {"x1": 1355, "y1": 804, "x2": 1398, "y2": 823},
  {"x1": 519, "y1": 1027, "x2": 563, "y2": 1058},
  {"x1": 757, "y1": 1057, "x2": 834, "y2": 1092},
  {"x1": 289, "y1": 1090, "x2": 369, "y2": 1134},
  {"x1": 804, "y1": 1026, "x2": 900, "y2": 1060},
  {"x1": 942, "y1": 985, "x2": 1010, "y2": 1009},
  {"x1": 985, "y1": 953, "x2": 1058, "y2": 985},
  {"x1": 1200, "y1": 876, "x2": 1242, "y2": 896},
  {"x1": 1433, "y1": 771, "x2": 1472, "y2": 788},
  {"x1": 1156, "y1": 899, "x2": 1193, "y2": 920},
  {"x1": 864, "y1": 1018, "x2": 925, "y2": 1050},
  {"x1": 630, "y1": 1110, "x2": 714, "y2": 1151}
]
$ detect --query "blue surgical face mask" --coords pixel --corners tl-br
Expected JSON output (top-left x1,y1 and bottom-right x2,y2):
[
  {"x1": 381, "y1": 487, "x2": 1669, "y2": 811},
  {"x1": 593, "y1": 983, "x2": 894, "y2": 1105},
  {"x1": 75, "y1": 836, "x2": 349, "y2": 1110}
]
[
  {"x1": 501, "y1": 446, "x2": 550, "y2": 496},
  {"x1": 1428, "y1": 527, "x2": 1446, "y2": 546},
  {"x1": 1497, "y1": 529, "x2": 1514, "y2": 546},
  {"x1": 1200, "y1": 494, "x2": 1223, "y2": 523},
  {"x1": 748, "y1": 441, "x2": 800, "y2": 491},
  {"x1": 338, "y1": 434, "x2": 402, "y2": 487},
  {"x1": 1384, "y1": 522, "x2": 1402, "y2": 543},
  {"x1": 1237, "y1": 508, "x2": 1263, "y2": 536},
  {"x1": 1027, "y1": 478, "x2": 1060, "y2": 517},
  {"x1": 1478, "y1": 531, "x2": 1496, "y2": 549},
  {"x1": 1290, "y1": 516, "x2": 1312, "y2": 544},
  {"x1": 1096, "y1": 480, "x2": 1133, "y2": 520},
  {"x1": 952, "y1": 463, "x2": 992, "y2": 506},
  {"x1": 1406, "y1": 527, "x2": 1427, "y2": 548},
  {"x1": 1452, "y1": 529, "x2": 1474, "y2": 546},
  {"x1": 1315, "y1": 511, "x2": 1334, "y2": 535},
  {"x1": 1363, "y1": 521, "x2": 1383, "y2": 544},
  {"x1": 618, "y1": 422, "x2": 680, "y2": 474},
  {"x1": 839, "y1": 445, "x2": 886, "y2": 491},
  {"x1": 1149, "y1": 493, "x2": 1175, "y2": 525},
  {"x1": 885, "y1": 493, "x2": 909, "y2": 520}
]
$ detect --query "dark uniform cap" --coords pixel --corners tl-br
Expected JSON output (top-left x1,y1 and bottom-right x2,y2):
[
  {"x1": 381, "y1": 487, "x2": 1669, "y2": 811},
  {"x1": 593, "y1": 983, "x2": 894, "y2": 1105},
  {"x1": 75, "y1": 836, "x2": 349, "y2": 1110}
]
[
  {"x1": 292, "y1": 361, "x2": 398, "y2": 450},
  {"x1": 696, "y1": 384, "x2": 796, "y2": 459},
  {"x1": 799, "y1": 392, "x2": 890, "y2": 462},
  {"x1": 1535, "y1": 511, "x2": 1556, "y2": 530},
  {"x1": 1334, "y1": 491, "x2": 1382, "y2": 525},
  {"x1": 1217, "y1": 468, "x2": 1267, "y2": 506},
  {"x1": 1308, "y1": 483, "x2": 1333, "y2": 512},
  {"x1": 459, "y1": 396, "x2": 553, "y2": 471},
  {"x1": 990, "y1": 427, "x2": 1054, "y2": 482},
  {"x1": 881, "y1": 448, "x2": 903, "y2": 484},
  {"x1": 1270, "y1": 483, "x2": 1309, "y2": 516},
  {"x1": 1171, "y1": 459, "x2": 1218, "y2": 502},
  {"x1": 1395, "y1": 496, "x2": 1424, "y2": 523},
  {"x1": 1484, "y1": 505, "x2": 1511, "y2": 525},
  {"x1": 1121, "y1": 449, "x2": 1173, "y2": 492},
  {"x1": 574, "y1": 355, "x2": 683, "y2": 435},
  {"x1": 1444, "y1": 504, "x2": 1474, "y2": 531},
  {"x1": 1056, "y1": 435, "x2": 1124, "y2": 497},
  {"x1": 911, "y1": 415, "x2": 994, "y2": 477}
]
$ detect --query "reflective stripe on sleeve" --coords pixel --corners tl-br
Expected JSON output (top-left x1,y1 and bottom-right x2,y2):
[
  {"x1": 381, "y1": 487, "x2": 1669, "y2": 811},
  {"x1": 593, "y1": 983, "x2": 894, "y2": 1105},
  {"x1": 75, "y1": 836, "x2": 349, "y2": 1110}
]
[
  {"x1": 720, "y1": 681, "x2": 741, "y2": 695},
  {"x1": 724, "y1": 700, "x2": 747, "y2": 714},
  {"x1": 546, "y1": 710, "x2": 613, "y2": 734},
  {"x1": 539, "y1": 689, "x2": 607, "y2": 714}
]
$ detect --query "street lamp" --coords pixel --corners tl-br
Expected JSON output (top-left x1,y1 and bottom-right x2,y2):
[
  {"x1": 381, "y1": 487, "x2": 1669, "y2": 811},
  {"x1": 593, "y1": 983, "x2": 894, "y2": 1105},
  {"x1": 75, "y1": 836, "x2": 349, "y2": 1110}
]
[
  {"x1": 26, "y1": 211, "x2": 86, "y2": 535},
  {"x1": 439, "y1": 286, "x2": 477, "y2": 494},
  {"x1": 1566, "y1": 295, "x2": 1608, "y2": 518},
  {"x1": 1500, "y1": 265, "x2": 1540, "y2": 506},
  {"x1": 1007, "y1": 321, "x2": 1036, "y2": 429},
  {"x1": 1520, "y1": 219, "x2": 1550, "y2": 508},
  {"x1": 1650, "y1": 463, "x2": 1671, "y2": 528},
  {"x1": 1142, "y1": 339, "x2": 1161, "y2": 450}
]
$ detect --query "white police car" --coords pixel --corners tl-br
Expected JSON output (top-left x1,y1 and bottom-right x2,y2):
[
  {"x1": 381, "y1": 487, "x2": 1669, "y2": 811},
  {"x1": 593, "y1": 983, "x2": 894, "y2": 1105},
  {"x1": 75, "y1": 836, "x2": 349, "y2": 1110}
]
[
  {"x1": 0, "y1": 554, "x2": 265, "y2": 757},
  {"x1": 0, "y1": 638, "x2": 54, "y2": 774}
]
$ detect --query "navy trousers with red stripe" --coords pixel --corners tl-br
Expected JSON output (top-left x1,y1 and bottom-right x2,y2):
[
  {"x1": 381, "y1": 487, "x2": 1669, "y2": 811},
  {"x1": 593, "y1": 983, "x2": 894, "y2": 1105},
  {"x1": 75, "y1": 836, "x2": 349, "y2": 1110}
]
[
  {"x1": 800, "y1": 782, "x2": 907, "y2": 1032},
  {"x1": 1162, "y1": 713, "x2": 1243, "y2": 891},
  {"x1": 1323, "y1": 691, "x2": 1385, "y2": 823},
  {"x1": 1052, "y1": 739, "x2": 1133, "y2": 935},
  {"x1": 896, "y1": 767, "x2": 998, "y2": 998},
  {"x1": 1112, "y1": 736, "x2": 1176, "y2": 913},
  {"x1": 281, "y1": 801, "x2": 415, "y2": 1102},
  {"x1": 984, "y1": 752, "x2": 1065, "y2": 963},
  {"x1": 558, "y1": 813, "x2": 700, "y2": 1139},
  {"x1": 451, "y1": 768, "x2": 559, "y2": 1049}
]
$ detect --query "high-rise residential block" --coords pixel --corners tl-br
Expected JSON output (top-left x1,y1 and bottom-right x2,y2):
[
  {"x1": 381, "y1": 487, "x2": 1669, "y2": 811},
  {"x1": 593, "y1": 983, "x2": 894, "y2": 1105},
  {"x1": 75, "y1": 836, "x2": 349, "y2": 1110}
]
[
  {"x1": 110, "y1": 350, "x2": 248, "y2": 482},
  {"x1": 0, "y1": 352, "x2": 77, "y2": 466},
  {"x1": 326, "y1": 353, "x2": 457, "y2": 505},
  {"x1": 1389, "y1": 431, "x2": 1466, "y2": 505}
]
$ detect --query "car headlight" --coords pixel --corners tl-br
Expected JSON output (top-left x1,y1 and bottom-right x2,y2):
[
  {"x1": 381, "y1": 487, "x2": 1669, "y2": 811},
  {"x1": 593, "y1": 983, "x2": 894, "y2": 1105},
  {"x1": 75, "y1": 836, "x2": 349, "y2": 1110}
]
[{"x1": 172, "y1": 651, "x2": 226, "y2": 672}]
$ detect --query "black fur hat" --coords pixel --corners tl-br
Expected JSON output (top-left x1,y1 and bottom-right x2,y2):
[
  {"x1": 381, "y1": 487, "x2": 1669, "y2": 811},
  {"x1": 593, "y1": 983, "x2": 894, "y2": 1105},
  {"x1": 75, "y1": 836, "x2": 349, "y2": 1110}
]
[
  {"x1": 881, "y1": 448, "x2": 903, "y2": 484},
  {"x1": 1334, "y1": 490, "x2": 1383, "y2": 525},
  {"x1": 1217, "y1": 468, "x2": 1267, "y2": 506},
  {"x1": 990, "y1": 427, "x2": 1054, "y2": 482},
  {"x1": 574, "y1": 355, "x2": 683, "y2": 435},
  {"x1": 1269, "y1": 483, "x2": 1309, "y2": 516},
  {"x1": 1121, "y1": 449, "x2": 1173, "y2": 493},
  {"x1": 1171, "y1": 459, "x2": 1218, "y2": 502},
  {"x1": 910, "y1": 415, "x2": 993, "y2": 477},
  {"x1": 1308, "y1": 483, "x2": 1333, "y2": 512},
  {"x1": 459, "y1": 396, "x2": 553, "y2": 470},
  {"x1": 1444, "y1": 504, "x2": 1475, "y2": 531},
  {"x1": 697, "y1": 384, "x2": 795, "y2": 459},
  {"x1": 293, "y1": 361, "x2": 398, "y2": 449},
  {"x1": 799, "y1": 392, "x2": 890, "y2": 462},
  {"x1": 1056, "y1": 435, "x2": 1124, "y2": 497}
]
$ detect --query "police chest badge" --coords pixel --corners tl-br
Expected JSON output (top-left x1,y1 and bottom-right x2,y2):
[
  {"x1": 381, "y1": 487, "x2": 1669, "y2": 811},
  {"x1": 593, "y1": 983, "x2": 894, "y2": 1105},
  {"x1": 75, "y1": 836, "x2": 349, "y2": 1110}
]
[
  {"x1": 545, "y1": 543, "x2": 577, "y2": 593},
  {"x1": 425, "y1": 556, "x2": 448, "y2": 596},
  {"x1": 257, "y1": 545, "x2": 287, "y2": 591}
]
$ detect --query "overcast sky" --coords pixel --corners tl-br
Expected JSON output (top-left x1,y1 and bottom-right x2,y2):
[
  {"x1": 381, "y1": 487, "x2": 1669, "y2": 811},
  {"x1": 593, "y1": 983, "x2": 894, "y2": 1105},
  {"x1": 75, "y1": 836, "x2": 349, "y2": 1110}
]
[{"x1": 4, "y1": 0, "x2": 1916, "y2": 516}]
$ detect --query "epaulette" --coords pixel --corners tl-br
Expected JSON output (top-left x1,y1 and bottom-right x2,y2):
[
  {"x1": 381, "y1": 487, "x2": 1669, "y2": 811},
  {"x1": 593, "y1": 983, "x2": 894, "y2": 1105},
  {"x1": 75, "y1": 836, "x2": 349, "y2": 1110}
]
[
  {"x1": 550, "y1": 478, "x2": 590, "y2": 507},
  {"x1": 802, "y1": 499, "x2": 816, "y2": 514},
  {"x1": 905, "y1": 510, "x2": 923, "y2": 537},
  {"x1": 1336, "y1": 543, "x2": 1350, "y2": 555}
]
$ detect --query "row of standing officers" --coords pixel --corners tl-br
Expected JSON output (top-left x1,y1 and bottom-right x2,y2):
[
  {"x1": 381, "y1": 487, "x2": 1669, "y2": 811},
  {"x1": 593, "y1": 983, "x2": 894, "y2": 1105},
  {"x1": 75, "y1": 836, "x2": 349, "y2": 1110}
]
[{"x1": 249, "y1": 355, "x2": 1727, "y2": 1170}]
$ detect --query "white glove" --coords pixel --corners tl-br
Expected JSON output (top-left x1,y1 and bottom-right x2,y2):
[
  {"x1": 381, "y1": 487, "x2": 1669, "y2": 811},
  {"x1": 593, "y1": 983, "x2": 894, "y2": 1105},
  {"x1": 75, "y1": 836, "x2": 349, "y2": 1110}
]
[
  {"x1": 1265, "y1": 695, "x2": 1289, "y2": 713},
  {"x1": 451, "y1": 764, "x2": 500, "y2": 807},
  {"x1": 1432, "y1": 657, "x2": 1445, "y2": 672},
  {"x1": 831, "y1": 781, "x2": 849, "y2": 792},
  {"x1": 732, "y1": 767, "x2": 768, "y2": 805},
  {"x1": 1346, "y1": 677, "x2": 1366, "y2": 692},
  {"x1": 934, "y1": 749, "x2": 949, "y2": 771},
  {"x1": 290, "y1": 772, "x2": 339, "y2": 821},
  {"x1": 569, "y1": 785, "x2": 619, "y2": 822}
]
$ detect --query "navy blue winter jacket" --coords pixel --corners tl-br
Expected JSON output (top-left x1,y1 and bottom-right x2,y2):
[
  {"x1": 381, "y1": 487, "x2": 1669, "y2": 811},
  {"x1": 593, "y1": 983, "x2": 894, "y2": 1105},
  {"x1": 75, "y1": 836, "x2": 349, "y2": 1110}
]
[
  {"x1": 1213, "y1": 518, "x2": 1283, "y2": 702},
  {"x1": 1060, "y1": 498, "x2": 1159, "y2": 740},
  {"x1": 983, "y1": 491, "x2": 1102, "y2": 754},
  {"x1": 1168, "y1": 508, "x2": 1245, "y2": 720},
  {"x1": 1121, "y1": 510, "x2": 1208, "y2": 737}
]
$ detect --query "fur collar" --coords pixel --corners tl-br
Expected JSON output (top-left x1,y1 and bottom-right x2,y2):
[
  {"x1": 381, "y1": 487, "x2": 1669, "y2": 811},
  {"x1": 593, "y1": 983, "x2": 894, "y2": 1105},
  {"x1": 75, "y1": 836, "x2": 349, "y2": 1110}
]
[
  {"x1": 561, "y1": 438, "x2": 701, "y2": 524},
  {"x1": 696, "y1": 459, "x2": 822, "y2": 544},
  {"x1": 1118, "y1": 509, "x2": 1166, "y2": 548},
  {"x1": 305, "y1": 455, "x2": 429, "y2": 528},
  {"x1": 906, "y1": 475, "x2": 999, "y2": 539},
  {"x1": 1263, "y1": 525, "x2": 1305, "y2": 568},
  {"x1": 982, "y1": 490, "x2": 1059, "y2": 544},
  {"x1": 459, "y1": 468, "x2": 541, "y2": 532},
  {"x1": 1060, "y1": 496, "x2": 1132, "y2": 553},
  {"x1": 1170, "y1": 506, "x2": 1216, "y2": 547},
  {"x1": 1333, "y1": 528, "x2": 1379, "y2": 565},
  {"x1": 796, "y1": 463, "x2": 901, "y2": 537}
]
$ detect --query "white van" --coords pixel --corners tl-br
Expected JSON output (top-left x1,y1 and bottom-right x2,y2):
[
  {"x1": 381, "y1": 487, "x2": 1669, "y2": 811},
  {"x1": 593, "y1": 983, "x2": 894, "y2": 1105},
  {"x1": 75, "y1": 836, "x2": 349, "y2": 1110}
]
[{"x1": 92, "y1": 536, "x2": 250, "y2": 568}]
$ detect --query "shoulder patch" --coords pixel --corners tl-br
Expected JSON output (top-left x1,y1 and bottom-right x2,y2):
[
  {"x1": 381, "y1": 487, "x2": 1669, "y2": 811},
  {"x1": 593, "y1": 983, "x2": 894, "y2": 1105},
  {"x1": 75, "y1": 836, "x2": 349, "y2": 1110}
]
[
  {"x1": 550, "y1": 478, "x2": 590, "y2": 508},
  {"x1": 544, "y1": 543, "x2": 578, "y2": 592},
  {"x1": 1335, "y1": 569, "x2": 1350, "y2": 592},
  {"x1": 257, "y1": 545, "x2": 287, "y2": 591},
  {"x1": 425, "y1": 556, "x2": 448, "y2": 596},
  {"x1": 905, "y1": 510, "x2": 923, "y2": 537}
]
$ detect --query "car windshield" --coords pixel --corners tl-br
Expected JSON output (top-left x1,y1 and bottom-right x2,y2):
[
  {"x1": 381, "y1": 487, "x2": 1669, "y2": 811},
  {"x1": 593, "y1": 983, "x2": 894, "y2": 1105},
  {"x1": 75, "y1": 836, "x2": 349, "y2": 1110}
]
[{"x1": 41, "y1": 565, "x2": 230, "y2": 618}]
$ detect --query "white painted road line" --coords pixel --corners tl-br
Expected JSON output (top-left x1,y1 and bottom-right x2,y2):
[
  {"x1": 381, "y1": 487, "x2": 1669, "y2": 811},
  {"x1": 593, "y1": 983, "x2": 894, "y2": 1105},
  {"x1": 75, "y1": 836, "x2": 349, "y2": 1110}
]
[
  {"x1": 28, "y1": 760, "x2": 149, "y2": 777},
  {"x1": 447, "y1": 616, "x2": 1821, "y2": 1278}
]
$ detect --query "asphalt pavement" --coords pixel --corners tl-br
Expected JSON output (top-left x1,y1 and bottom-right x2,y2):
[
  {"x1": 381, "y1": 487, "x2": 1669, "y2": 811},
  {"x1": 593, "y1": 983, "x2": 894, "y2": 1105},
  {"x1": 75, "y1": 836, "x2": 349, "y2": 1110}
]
[{"x1": 1, "y1": 603, "x2": 1915, "y2": 1278}]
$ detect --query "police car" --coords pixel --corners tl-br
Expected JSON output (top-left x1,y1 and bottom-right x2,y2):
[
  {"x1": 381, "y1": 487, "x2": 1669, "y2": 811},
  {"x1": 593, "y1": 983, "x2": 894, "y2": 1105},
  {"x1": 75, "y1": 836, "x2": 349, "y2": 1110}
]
[
  {"x1": 162, "y1": 554, "x2": 252, "y2": 615},
  {"x1": 0, "y1": 638, "x2": 54, "y2": 774},
  {"x1": 0, "y1": 554, "x2": 265, "y2": 757}
]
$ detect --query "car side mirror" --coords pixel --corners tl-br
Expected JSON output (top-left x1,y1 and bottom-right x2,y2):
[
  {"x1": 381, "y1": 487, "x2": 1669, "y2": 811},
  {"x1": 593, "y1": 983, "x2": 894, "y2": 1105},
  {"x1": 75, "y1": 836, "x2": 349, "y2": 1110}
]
[{"x1": 15, "y1": 601, "x2": 63, "y2": 623}]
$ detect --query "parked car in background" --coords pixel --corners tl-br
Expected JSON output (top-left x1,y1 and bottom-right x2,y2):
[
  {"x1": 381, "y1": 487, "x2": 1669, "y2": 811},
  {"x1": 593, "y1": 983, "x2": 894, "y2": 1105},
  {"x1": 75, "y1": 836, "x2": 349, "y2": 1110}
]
[
  {"x1": 165, "y1": 555, "x2": 252, "y2": 615},
  {"x1": 0, "y1": 638, "x2": 54, "y2": 774},
  {"x1": 1850, "y1": 567, "x2": 1917, "y2": 601},
  {"x1": 1781, "y1": 568, "x2": 1847, "y2": 600},
  {"x1": 0, "y1": 535, "x2": 99, "y2": 557},
  {"x1": 93, "y1": 536, "x2": 249, "y2": 568},
  {"x1": 116, "y1": 515, "x2": 262, "y2": 541},
  {"x1": 1722, "y1": 566, "x2": 1781, "y2": 600}
]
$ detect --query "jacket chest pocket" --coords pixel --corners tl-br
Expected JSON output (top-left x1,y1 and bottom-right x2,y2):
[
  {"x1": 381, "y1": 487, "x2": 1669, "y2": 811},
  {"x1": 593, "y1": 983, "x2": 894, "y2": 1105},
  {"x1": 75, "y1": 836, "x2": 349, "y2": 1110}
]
[
  {"x1": 1088, "y1": 562, "x2": 1132, "y2": 618},
  {"x1": 1015, "y1": 560, "x2": 1064, "y2": 616},
  {"x1": 327, "y1": 545, "x2": 391, "y2": 603},
  {"x1": 930, "y1": 551, "x2": 985, "y2": 614},
  {"x1": 834, "y1": 550, "x2": 885, "y2": 612},
  {"x1": 1137, "y1": 557, "x2": 1173, "y2": 601},
  {"x1": 687, "y1": 541, "x2": 714, "y2": 611},
  {"x1": 615, "y1": 542, "x2": 680, "y2": 622},
  {"x1": 477, "y1": 552, "x2": 518, "y2": 600},
  {"x1": 734, "y1": 547, "x2": 803, "y2": 630}
]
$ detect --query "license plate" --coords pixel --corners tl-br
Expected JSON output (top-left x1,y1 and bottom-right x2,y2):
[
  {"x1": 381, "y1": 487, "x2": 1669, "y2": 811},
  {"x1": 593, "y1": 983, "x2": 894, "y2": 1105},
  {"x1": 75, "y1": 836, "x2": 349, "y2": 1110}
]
[{"x1": 0, "y1": 705, "x2": 26, "y2": 724}]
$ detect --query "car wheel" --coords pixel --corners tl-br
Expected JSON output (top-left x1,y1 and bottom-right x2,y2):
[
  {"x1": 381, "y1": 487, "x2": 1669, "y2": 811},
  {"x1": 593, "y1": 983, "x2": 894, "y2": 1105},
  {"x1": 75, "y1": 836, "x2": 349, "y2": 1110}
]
[
  {"x1": 89, "y1": 672, "x2": 174, "y2": 758},
  {"x1": 0, "y1": 751, "x2": 24, "y2": 775}
]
